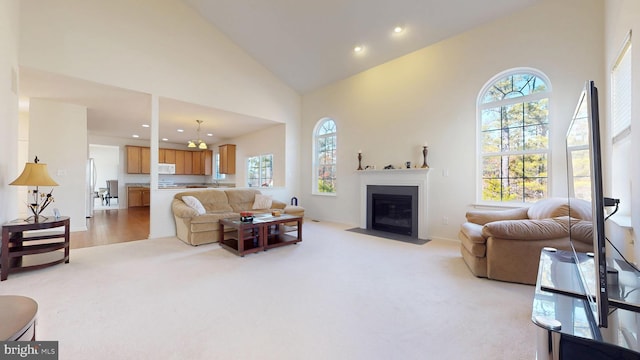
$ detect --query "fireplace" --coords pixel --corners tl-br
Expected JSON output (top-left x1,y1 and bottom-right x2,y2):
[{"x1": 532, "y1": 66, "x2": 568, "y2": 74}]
[
  {"x1": 367, "y1": 185, "x2": 418, "y2": 237},
  {"x1": 359, "y1": 168, "x2": 430, "y2": 239}
]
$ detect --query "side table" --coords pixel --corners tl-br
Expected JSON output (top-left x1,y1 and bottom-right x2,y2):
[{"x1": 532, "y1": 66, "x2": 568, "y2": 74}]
[{"x1": 1, "y1": 216, "x2": 70, "y2": 281}]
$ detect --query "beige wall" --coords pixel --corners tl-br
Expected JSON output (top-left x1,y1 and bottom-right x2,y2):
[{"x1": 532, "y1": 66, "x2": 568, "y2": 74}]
[
  {"x1": 604, "y1": 0, "x2": 640, "y2": 262},
  {"x1": 0, "y1": 0, "x2": 20, "y2": 224},
  {"x1": 301, "y1": 0, "x2": 605, "y2": 241},
  {"x1": 29, "y1": 99, "x2": 88, "y2": 231}
]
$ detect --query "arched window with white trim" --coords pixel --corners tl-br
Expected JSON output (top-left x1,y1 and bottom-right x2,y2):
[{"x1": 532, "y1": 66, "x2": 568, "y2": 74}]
[
  {"x1": 478, "y1": 70, "x2": 551, "y2": 203},
  {"x1": 313, "y1": 118, "x2": 337, "y2": 195}
]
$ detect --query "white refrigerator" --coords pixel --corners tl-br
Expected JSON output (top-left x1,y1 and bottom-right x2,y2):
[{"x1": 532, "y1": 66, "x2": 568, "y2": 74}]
[{"x1": 86, "y1": 158, "x2": 97, "y2": 217}]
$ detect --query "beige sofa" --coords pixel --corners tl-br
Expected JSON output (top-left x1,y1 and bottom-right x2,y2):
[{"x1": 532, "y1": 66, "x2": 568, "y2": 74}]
[
  {"x1": 171, "y1": 188, "x2": 304, "y2": 246},
  {"x1": 458, "y1": 198, "x2": 593, "y2": 285}
]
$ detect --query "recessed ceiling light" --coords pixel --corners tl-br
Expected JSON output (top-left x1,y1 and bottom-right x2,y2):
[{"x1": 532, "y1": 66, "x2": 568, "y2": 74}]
[
  {"x1": 177, "y1": 129, "x2": 184, "y2": 133},
  {"x1": 206, "y1": 133, "x2": 213, "y2": 137},
  {"x1": 132, "y1": 134, "x2": 140, "y2": 138},
  {"x1": 354, "y1": 45, "x2": 364, "y2": 53},
  {"x1": 393, "y1": 26, "x2": 404, "y2": 33},
  {"x1": 142, "y1": 124, "x2": 150, "y2": 128},
  {"x1": 162, "y1": 138, "x2": 169, "y2": 141}
]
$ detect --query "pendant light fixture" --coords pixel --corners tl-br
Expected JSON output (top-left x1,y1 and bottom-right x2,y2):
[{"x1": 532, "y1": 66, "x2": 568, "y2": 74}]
[{"x1": 187, "y1": 120, "x2": 208, "y2": 150}]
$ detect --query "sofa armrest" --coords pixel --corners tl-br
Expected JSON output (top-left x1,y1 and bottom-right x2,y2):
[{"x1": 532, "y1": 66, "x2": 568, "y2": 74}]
[
  {"x1": 460, "y1": 222, "x2": 485, "y2": 244},
  {"x1": 466, "y1": 207, "x2": 529, "y2": 225},
  {"x1": 482, "y1": 218, "x2": 569, "y2": 240},
  {"x1": 171, "y1": 199, "x2": 199, "y2": 218},
  {"x1": 271, "y1": 199, "x2": 287, "y2": 210}
]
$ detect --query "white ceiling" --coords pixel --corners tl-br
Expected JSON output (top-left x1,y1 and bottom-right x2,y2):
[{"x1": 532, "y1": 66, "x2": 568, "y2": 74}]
[
  {"x1": 19, "y1": 0, "x2": 541, "y2": 143},
  {"x1": 184, "y1": 0, "x2": 541, "y2": 93}
]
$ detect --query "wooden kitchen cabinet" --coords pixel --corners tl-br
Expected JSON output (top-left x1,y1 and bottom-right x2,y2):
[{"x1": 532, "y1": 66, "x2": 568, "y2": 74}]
[
  {"x1": 128, "y1": 187, "x2": 150, "y2": 207},
  {"x1": 127, "y1": 146, "x2": 142, "y2": 174},
  {"x1": 141, "y1": 147, "x2": 151, "y2": 174},
  {"x1": 192, "y1": 151, "x2": 202, "y2": 175},
  {"x1": 183, "y1": 151, "x2": 192, "y2": 174},
  {"x1": 173, "y1": 150, "x2": 183, "y2": 174},
  {"x1": 164, "y1": 149, "x2": 176, "y2": 164},
  {"x1": 203, "y1": 150, "x2": 213, "y2": 175},
  {"x1": 219, "y1": 144, "x2": 236, "y2": 174}
]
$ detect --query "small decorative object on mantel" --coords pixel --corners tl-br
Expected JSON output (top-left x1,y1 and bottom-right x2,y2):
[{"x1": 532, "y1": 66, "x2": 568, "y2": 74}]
[
  {"x1": 9, "y1": 156, "x2": 59, "y2": 222},
  {"x1": 384, "y1": 164, "x2": 395, "y2": 170},
  {"x1": 357, "y1": 150, "x2": 363, "y2": 170},
  {"x1": 421, "y1": 142, "x2": 430, "y2": 168}
]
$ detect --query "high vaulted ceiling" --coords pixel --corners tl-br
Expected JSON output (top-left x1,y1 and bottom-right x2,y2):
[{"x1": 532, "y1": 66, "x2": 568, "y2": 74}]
[
  {"x1": 184, "y1": 0, "x2": 541, "y2": 94},
  {"x1": 19, "y1": 0, "x2": 542, "y2": 143}
]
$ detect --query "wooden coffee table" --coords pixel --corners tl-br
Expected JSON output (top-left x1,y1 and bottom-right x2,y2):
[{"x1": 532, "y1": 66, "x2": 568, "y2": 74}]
[
  {"x1": 218, "y1": 218, "x2": 263, "y2": 257},
  {"x1": 257, "y1": 214, "x2": 303, "y2": 250},
  {"x1": 218, "y1": 214, "x2": 302, "y2": 256}
]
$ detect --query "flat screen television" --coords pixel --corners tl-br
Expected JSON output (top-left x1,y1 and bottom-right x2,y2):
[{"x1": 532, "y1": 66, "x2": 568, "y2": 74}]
[{"x1": 566, "y1": 80, "x2": 608, "y2": 328}]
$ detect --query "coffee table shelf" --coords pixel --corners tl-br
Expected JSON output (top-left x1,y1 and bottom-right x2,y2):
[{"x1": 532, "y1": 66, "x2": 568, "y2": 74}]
[{"x1": 218, "y1": 218, "x2": 263, "y2": 257}]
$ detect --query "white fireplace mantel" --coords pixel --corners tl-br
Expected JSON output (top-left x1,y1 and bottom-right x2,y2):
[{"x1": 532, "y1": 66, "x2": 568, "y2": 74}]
[{"x1": 359, "y1": 168, "x2": 430, "y2": 239}]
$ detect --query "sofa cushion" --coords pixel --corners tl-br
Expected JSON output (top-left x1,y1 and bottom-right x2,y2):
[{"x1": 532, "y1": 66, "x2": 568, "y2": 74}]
[
  {"x1": 482, "y1": 218, "x2": 569, "y2": 240},
  {"x1": 527, "y1": 198, "x2": 570, "y2": 220},
  {"x1": 175, "y1": 190, "x2": 233, "y2": 212},
  {"x1": 466, "y1": 207, "x2": 529, "y2": 225},
  {"x1": 252, "y1": 194, "x2": 273, "y2": 210},
  {"x1": 225, "y1": 189, "x2": 262, "y2": 212},
  {"x1": 182, "y1": 196, "x2": 205, "y2": 215}
]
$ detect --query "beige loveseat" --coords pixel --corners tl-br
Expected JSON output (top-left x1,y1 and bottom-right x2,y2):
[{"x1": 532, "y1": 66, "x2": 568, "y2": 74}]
[
  {"x1": 171, "y1": 188, "x2": 304, "y2": 246},
  {"x1": 458, "y1": 198, "x2": 593, "y2": 285}
]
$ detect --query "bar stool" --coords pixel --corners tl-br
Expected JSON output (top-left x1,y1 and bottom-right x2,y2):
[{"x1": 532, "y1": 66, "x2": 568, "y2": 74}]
[{"x1": 0, "y1": 295, "x2": 38, "y2": 341}]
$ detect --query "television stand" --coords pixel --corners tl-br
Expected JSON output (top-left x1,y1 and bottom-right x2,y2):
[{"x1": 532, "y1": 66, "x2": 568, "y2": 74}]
[{"x1": 532, "y1": 248, "x2": 640, "y2": 359}]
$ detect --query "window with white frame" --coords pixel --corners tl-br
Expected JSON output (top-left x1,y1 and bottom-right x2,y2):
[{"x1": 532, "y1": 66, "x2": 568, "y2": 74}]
[
  {"x1": 247, "y1": 154, "x2": 273, "y2": 187},
  {"x1": 478, "y1": 71, "x2": 551, "y2": 203},
  {"x1": 313, "y1": 118, "x2": 337, "y2": 194},
  {"x1": 214, "y1": 153, "x2": 226, "y2": 180},
  {"x1": 611, "y1": 34, "x2": 632, "y2": 215}
]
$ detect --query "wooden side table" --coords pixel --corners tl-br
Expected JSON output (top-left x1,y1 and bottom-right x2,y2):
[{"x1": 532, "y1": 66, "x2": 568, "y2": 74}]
[{"x1": 1, "y1": 216, "x2": 70, "y2": 281}]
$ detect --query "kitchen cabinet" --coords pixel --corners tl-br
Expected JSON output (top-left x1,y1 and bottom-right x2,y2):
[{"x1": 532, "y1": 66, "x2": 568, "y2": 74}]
[
  {"x1": 203, "y1": 150, "x2": 213, "y2": 175},
  {"x1": 174, "y1": 150, "x2": 184, "y2": 174},
  {"x1": 127, "y1": 146, "x2": 211, "y2": 175},
  {"x1": 126, "y1": 146, "x2": 151, "y2": 174},
  {"x1": 141, "y1": 147, "x2": 150, "y2": 174},
  {"x1": 128, "y1": 187, "x2": 150, "y2": 207},
  {"x1": 219, "y1": 144, "x2": 236, "y2": 174},
  {"x1": 164, "y1": 149, "x2": 176, "y2": 164},
  {"x1": 192, "y1": 151, "x2": 202, "y2": 175}
]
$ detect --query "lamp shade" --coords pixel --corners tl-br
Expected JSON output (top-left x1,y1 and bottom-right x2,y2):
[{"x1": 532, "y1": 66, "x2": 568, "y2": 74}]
[{"x1": 10, "y1": 162, "x2": 59, "y2": 186}]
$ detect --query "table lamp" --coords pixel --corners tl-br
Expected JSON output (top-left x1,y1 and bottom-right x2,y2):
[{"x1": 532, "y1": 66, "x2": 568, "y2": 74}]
[{"x1": 9, "y1": 156, "x2": 59, "y2": 222}]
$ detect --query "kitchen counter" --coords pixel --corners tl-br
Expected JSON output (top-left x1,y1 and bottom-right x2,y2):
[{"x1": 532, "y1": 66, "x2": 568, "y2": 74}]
[{"x1": 125, "y1": 183, "x2": 236, "y2": 189}]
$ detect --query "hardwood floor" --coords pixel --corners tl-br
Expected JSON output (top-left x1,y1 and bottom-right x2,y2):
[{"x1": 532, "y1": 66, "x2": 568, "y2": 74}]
[{"x1": 70, "y1": 207, "x2": 150, "y2": 249}]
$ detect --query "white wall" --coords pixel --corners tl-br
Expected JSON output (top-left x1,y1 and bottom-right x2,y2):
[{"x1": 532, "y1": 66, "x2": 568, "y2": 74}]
[
  {"x1": 29, "y1": 99, "x2": 88, "y2": 231},
  {"x1": 604, "y1": 0, "x2": 640, "y2": 262},
  {"x1": 0, "y1": 0, "x2": 20, "y2": 224},
  {"x1": 89, "y1": 144, "x2": 119, "y2": 193},
  {"x1": 301, "y1": 0, "x2": 605, "y2": 241},
  {"x1": 229, "y1": 124, "x2": 286, "y2": 188},
  {"x1": 19, "y1": 0, "x2": 301, "y2": 237}
]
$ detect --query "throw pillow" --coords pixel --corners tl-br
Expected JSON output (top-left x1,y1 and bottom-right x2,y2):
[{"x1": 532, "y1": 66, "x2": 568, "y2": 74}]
[
  {"x1": 252, "y1": 194, "x2": 273, "y2": 210},
  {"x1": 182, "y1": 196, "x2": 206, "y2": 215}
]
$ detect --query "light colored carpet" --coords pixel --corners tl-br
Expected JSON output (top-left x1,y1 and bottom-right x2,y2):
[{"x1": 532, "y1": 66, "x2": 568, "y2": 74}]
[{"x1": 0, "y1": 220, "x2": 536, "y2": 359}]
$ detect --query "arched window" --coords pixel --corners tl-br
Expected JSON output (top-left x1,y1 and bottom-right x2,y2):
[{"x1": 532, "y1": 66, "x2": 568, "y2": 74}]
[
  {"x1": 478, "y1": 70, "x2": 551, "y2": 203},
  {"x1": 313, "y1": 118, "x2": 337, "y2": 194}
]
